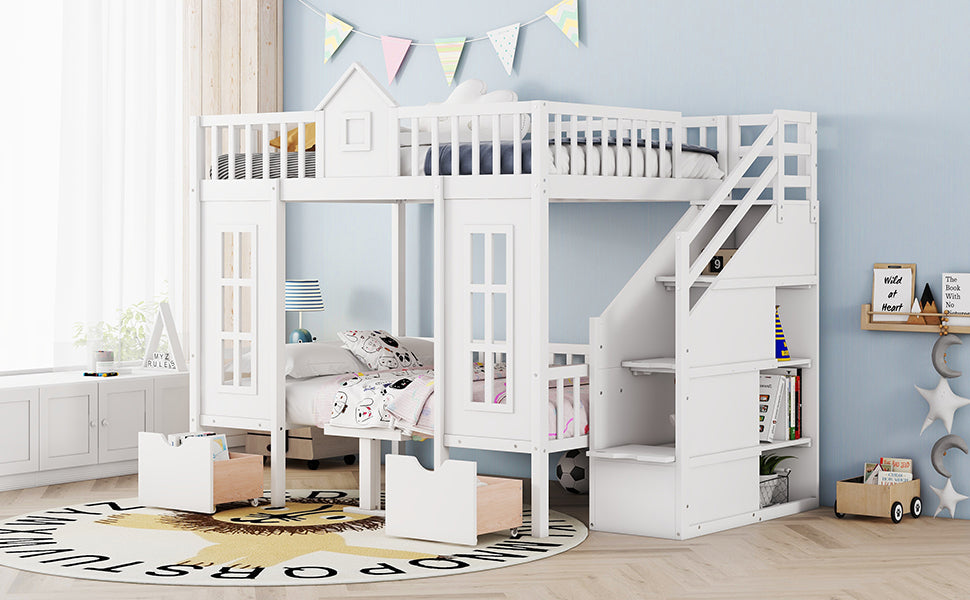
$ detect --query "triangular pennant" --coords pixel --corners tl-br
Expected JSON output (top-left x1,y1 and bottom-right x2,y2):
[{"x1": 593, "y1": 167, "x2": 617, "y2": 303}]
[
  {"x1": 434, "y1": 37, "x2": 466, "y2": 85},
  {"x1": 323, "y1": 14, "x2": 353, "y2": 63},
  {"x1": 381, "y1": 35, "x2": 412, "y2": 83},
  {"x1": 545, "y1": 0, "x2": 579, "y2": 47},
  {"x1": 487, "y1": 23, "x2": 520, "y2": 75},
  {"x1": 775, "y1": 306, "x2": 790, "y2": 361}
]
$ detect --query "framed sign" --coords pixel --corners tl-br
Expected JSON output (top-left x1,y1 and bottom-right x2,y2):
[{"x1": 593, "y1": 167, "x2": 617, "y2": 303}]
[
  {"x1": 872, "y1": 263, "x2": 915, "y2": 322},
  {"x1": 142, "y1": 302, "x2": 187, "y2": 371}
]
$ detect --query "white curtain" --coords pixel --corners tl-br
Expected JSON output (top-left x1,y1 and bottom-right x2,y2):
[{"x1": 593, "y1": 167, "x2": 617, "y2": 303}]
[{"x1": 0, "y1": 1, "x2": 181, "y2": 372}]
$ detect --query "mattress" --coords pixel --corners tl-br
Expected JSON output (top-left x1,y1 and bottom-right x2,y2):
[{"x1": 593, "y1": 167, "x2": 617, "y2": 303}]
[
  {"x1": 214, "y1": 142, "x2": 722, "y2": 180},
  {"x1": 411, "y1": 140, "x2": 722, "y2": 178}
]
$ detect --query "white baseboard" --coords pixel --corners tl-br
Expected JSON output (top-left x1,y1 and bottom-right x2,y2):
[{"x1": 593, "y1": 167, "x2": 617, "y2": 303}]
[{"x1": 0, "y1": 461, "x2": 138, "y2": 493}]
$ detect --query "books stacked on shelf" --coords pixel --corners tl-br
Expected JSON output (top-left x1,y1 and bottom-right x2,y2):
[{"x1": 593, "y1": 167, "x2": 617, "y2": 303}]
[
  {"x1": 863, "y1": 457, "x2": 913, "y2": 485},
  {"x1": 167, "y1": 431, "x2": 230, "y2": 461},
  {"x1": 758, "y1": 369, "x2": 803, "y2": 442}
]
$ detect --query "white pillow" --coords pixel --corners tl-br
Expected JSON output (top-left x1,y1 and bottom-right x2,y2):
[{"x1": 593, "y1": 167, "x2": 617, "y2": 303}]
[
  {"x1": 337, "y1": 330, "x2": 423, "y2": 371},
  {"x1": 404, "y1": 80, "x2": 530, "y2": 143},
  {"x1": 399, "y1": 336, "x2": 434, "y2": 367},
  {"x1": 285, "y1": 341, "x2": 364, "y2": 379}
]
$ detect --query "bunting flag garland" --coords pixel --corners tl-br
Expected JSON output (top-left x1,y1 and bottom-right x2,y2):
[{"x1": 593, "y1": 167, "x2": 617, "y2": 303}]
[
  {"x1": 381, "y1": 36, "x2": 413, "y2": 83},
  {"x1": 294, "y1": 0, "x2": 581, "y2": 84},
  {"x1": 323, "y1": 14, "x2": 353, "y2": 63},
  {"x1": 545, "y1": 0, "x2": 579, "y2": 47},
  {"x1": 434, "y1": 37, "x2": 466, "y2": 85},
  {"x1": 487, "y1": 23, "x2": 520, "y2": 75}
]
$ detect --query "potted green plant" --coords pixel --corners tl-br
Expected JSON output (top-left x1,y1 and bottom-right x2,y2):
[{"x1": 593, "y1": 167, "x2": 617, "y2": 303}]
[{"x1": 760, "y1": 453, "x2": 796, "y2": 508}]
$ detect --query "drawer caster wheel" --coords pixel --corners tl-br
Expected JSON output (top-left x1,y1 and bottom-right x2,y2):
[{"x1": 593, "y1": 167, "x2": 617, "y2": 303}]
[
  {"x1": 344, "y1": 455, "x2": 357, "y2": 465},
  {"x1": 834, "y1": 502, "x2": 845, "y2": 519},
  {"x1": 890, "y1": 501, "x2": 903, "y2": 523},
  {"x1": 509, "y1": 528, "x2": 520, "y2": 539},
  {"x1": 911, "y1": 496, "x2": 922, "y2": 519},
  {"x1": 250, "y1": 498, "x2": 261, "y2": 507},
  {"x1": 306, "y1": 460, "x2": 320, "y2": 471}
]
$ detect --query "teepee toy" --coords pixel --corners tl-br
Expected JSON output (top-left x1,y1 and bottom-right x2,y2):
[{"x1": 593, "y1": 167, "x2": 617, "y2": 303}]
[
  {"x1": 775, "y1": 306, "x2": 790, "y2": 361},
  {"x1": 921, "y1": 283, "x2": 941, "y2": 325}
]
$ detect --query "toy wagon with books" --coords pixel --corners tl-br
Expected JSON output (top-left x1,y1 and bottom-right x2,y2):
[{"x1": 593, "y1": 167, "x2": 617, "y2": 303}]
[{"x1": 834, "y1": 476, "x2": 922, "y2": 523}]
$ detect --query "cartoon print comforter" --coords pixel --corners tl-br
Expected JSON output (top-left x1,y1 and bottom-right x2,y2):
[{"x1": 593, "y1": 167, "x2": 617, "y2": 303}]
[{"x1": 320, "y1": 367, "x2": 588, "y2": 439}]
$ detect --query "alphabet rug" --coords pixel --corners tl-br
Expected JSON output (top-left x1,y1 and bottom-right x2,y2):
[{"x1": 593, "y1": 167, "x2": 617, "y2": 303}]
[{"x1": 0, "y1": 489, "x2": 586, "y2": 586}]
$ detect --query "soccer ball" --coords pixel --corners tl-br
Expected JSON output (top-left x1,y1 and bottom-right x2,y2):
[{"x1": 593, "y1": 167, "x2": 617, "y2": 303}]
[{"x1": 556, "y1": 449, "x2": 589, "y2": 494}]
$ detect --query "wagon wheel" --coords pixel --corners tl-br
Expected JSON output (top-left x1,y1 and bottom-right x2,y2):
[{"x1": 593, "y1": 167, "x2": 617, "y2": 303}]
[
  {"x1": 834, "y1": 502, "x2": 845, "y2": 519},
  {"x1": 250, "y1": 498, "x2": 260, "y2": 507},
  {"x1": 510, "y1": 528, "x2": 521, "y2": 539},
  {"x1": 306, "y1": 460, "x2": 320, "y2": 471},
  {"x1": 890, "y1": 501, "x2": 904, "y2": 523},
  {"x1": 911, "y1": 496, "x2": 922, "y2": 519}
]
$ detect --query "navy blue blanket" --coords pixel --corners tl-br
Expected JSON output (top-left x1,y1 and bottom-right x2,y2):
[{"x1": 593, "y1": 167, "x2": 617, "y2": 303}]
[{"x1": 423, "y1": 139, "x2": 717, "y2": 176}]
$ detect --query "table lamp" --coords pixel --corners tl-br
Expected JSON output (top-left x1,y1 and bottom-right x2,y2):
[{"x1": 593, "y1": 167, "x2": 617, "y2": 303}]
[{"x1": 284, "y1": 279, "x2": 325, "y2": 343}]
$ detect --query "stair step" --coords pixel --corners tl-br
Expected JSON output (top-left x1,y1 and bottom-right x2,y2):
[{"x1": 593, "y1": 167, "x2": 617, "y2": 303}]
[
  {"x1": 589, "y1": 444, "x2": 676, "y2": 464},
  {"x1": 622, "y1": 357, "x2": 811, "y2": 376},
  {"x1": 655, "y1": 274, "x2": 818, "y2": 291}
]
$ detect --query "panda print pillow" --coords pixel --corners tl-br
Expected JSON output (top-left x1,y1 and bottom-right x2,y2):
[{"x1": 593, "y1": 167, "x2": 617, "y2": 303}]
[{"x1": 336, "y1": 330, "x2": 423, "y2": 371}]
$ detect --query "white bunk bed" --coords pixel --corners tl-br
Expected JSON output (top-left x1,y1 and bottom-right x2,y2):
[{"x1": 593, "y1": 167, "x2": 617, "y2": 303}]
[{"x1": 188, "y1": 62, "x2": 818, "y2": 541}]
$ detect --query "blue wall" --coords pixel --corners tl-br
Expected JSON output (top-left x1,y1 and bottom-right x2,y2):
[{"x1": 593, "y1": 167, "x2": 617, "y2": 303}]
[{"x1": 283, "y1": 0, "x2": 970, "y2": 515}]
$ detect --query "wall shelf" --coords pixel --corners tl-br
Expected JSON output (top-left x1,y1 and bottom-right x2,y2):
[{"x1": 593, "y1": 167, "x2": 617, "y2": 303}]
[{"x1": 860, "y1": 304, "x2": 970, "y2": 334}]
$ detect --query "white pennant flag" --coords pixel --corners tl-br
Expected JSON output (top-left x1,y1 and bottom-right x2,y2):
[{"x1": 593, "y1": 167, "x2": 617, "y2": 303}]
[{"x1": 487, "y1": 23, "x2": 520, "y2": 75}]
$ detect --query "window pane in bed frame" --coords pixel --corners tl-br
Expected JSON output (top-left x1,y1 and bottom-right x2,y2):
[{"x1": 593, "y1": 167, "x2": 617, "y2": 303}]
[
  {"x1": 491, "y1": 233, "x2": 507, "y2": 285},
  {"x1": 239, "y1": 286, "x2": 252, "y2": 333},
  {"x1": 222, "y1": 232, "x2": 234, "y2": 278},
  {"x1": 470, "y1": 233, "x2": 485, "y2": 285},
  {"x1": 239, "y1": 340, "x2": 252, "y2": 387},
  {"x1": 222, "y1": 287, "x2": 234, "y2": 332},
  {"x1": 239, "y1": 232, "x2": 253, "y2": 279},
  {"x1": 471, "y1": 292, "x2": 485, "y2": 341},
  {"x1": 222, "y1": 340, "x2": 234, "y2": 385},
  {"x1": 492, "y1": 293, "x2": 507, "y2": 342}
]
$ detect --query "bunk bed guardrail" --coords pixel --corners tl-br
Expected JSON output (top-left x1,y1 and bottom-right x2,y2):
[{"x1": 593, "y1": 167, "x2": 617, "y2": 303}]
[{"x1": 197, "y1": 103, "x2": 727, "y2": 182}]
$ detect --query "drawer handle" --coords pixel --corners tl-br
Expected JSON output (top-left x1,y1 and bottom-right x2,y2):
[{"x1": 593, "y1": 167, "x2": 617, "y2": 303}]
[
  {"x1": 90, "y1": 420, "x2": 97, "y2": 428},
  {"x1": 101, "y1": 419, "x2": 109, "y2": 427}
]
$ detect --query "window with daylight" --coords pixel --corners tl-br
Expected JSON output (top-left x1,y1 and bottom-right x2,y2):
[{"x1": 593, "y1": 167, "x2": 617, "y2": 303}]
[{"x1": 0, "y1": 1, "x2": 182, "y2": 372}]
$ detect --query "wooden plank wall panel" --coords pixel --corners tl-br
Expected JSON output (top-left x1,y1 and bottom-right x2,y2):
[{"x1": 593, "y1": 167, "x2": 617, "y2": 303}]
[
  {"x1": 240, "y1": 0, "x2": 259, "y2": 114},
  {"x1": 220, "y1": 0, "x2": 241, "y2": 116},
  {"x1": 181, "y1": 0, "x2": 281, "y2": 349}
]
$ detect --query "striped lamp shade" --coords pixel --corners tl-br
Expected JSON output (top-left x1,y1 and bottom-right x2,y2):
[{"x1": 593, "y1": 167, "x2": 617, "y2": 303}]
[{"x1": 284, "y1": 279, "x2": 325, "y2": 312}]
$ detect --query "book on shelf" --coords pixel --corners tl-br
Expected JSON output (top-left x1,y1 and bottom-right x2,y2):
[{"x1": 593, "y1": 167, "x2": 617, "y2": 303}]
[
  {"x1": 761, "y1": 368, "x2": 802, "y2": 441},
  {"x1": 759, "y1": 374, "x2": 787, "y2": 442}
]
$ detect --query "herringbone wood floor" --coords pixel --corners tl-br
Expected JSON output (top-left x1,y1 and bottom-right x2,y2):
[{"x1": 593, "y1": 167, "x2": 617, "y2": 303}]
[{"x1": 1, "y1": 460, "x2": 969, "y2": 599}]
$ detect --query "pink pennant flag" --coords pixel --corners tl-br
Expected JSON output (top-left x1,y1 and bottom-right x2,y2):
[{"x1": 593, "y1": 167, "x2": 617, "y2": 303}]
[{"x1": 381, "y1": 36, "x2": 412, "y2": 83}]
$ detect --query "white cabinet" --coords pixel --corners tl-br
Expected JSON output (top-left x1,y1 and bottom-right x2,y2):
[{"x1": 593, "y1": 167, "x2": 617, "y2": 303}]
[
  {"x1": 98, "y1": 378, "x2": 153, "y2": 463},
  {"x1": 40, "y1": 382, "x2": 99, "y2": 470},
  {"x1": 0, "y1": 371, "x2": 189, "y2": 491},
  {"x1": 0, "y1": 388, "x2": 39, "y2": 476},
  {"x1": 154, "y1": 373, "x2": 189, "y2": 435}
]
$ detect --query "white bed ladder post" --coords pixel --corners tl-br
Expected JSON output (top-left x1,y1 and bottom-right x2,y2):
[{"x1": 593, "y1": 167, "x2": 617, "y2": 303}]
[
  {"x1": 432, "y1": 179, "x2": 448, "y2": 468},
  {"x1": 529, "y1": 101, "x2": 551, "y2": 539},
  {"x1": 774, "y1": 111, "x2": 785, "y2": 224},
  {"x1": 391, "y1": 199, "x2": 406, "y2": 337},
  {"x1": 673, "y1": 231, "x2": 691, "y2": 539}
]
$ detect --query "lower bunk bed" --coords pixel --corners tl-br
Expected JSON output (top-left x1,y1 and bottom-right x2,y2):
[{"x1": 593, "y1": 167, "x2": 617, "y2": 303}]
[{"x1": 275, "y1": 333, "x2": 590, "y2": 538}]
